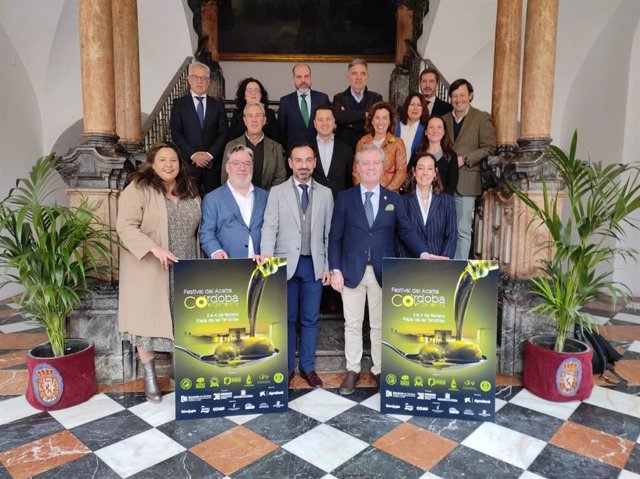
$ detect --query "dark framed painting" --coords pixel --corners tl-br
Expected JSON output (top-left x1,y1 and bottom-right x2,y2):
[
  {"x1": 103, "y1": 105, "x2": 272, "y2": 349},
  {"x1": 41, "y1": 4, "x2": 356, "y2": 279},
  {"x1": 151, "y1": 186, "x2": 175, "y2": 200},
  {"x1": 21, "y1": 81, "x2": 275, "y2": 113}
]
[{"x1": 218, "y1": 0, "x2": 396, "y2": 62}]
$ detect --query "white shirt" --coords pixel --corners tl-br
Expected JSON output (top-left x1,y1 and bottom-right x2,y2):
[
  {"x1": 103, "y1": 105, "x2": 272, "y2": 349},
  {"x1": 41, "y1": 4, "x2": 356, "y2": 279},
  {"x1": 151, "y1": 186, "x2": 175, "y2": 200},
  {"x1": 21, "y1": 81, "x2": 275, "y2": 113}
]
[
  {"x1": 399, "y1": 122, "x2": 419, "y2": 164},
  {"x1": 350, "y1": 88, "x2": 364, "y2": 103},
  {"x1": 227, "y1": 182, "x2": 255, "y2": 257},
  {"x1": 416, "y1": 186, "x2": 433, "y2": 226},
  {"x1": 360, "y1": 184, "x2": 380, "y2": 219},
  {"x1": 316, "y1": 135, "x2": 335, "y2": 176}
]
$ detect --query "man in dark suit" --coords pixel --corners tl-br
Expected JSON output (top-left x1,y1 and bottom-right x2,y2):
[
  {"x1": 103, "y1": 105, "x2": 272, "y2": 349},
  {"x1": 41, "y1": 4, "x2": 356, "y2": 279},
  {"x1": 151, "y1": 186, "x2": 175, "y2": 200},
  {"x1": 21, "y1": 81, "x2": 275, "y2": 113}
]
[
  {"x1": 170, "y1": 61, "x2": 229, "y2": 195},
  {"x1": 442, "y1": 79, "x2": 496, "y2": 260},
  {"x1": 332, "y1": 58, "x2": 383, "y2": 151},
  {"x1": 311, "y1": 106, "x2": 353, "y2": 199},
  {"x1": 200, "y1": 144, "x2": 268, "y2": 259},
  {"x1": 278, "y1": 64, "x2": 330, "y2": 154},
  {"x1": 221, "y1": 102, "x2": 287, "y2": 191},
  {"x1": 419, "y1": 67, "x2": 453, "y2": 117},
  {"x1": 328, "y1": 144, "x2": 429, "y2": 396}
]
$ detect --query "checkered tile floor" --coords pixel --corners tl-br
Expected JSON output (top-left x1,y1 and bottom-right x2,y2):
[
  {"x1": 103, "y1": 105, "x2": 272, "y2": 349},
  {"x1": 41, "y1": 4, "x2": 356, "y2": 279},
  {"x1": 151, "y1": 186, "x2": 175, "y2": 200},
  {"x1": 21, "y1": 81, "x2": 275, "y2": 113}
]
[{"x1": 1, "y1": 299, "x2": 640, "y2": 478}]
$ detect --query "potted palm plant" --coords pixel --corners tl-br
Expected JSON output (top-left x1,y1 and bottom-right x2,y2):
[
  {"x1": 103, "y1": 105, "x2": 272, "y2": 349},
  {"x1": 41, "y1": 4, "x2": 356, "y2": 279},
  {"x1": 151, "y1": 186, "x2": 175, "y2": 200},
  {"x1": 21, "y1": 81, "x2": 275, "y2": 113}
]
[
  {"x1": 0, "y1": 154, "x2": 117, "y2": 410},
  {"x1": 510, "y1": 131, "x2": 640, "y2": 401}
]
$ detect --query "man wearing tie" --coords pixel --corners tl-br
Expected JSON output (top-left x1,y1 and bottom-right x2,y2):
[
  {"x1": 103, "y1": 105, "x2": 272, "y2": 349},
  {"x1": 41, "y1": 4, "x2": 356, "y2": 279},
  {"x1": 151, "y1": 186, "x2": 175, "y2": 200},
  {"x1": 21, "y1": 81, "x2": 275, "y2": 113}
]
[
  {"x1": 261, "y1": 143, "x2": 334, "y2": 388},
  {"x1": 328, "y1": 144, "x2": 431, "y2": 395},
  {"x1": 278, "y1": 64, "x2": 330, "y2": 155},
  {"x1": 170, "y1": 61, "x2": 229, "y2": 194},
  {"x1": 200, "y1": 145, "x2": 268, "y2": 259},
  {"x1": 419, "y1": 67, "x2": 453, "y2": 117}
]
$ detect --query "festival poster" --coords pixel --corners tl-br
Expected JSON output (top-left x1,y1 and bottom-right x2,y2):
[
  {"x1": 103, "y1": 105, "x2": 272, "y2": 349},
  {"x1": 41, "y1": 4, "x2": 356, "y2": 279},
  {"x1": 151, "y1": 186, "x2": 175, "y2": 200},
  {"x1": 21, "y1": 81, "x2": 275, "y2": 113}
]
[
  {"x1": 381, "y1": 259, "x2": 498, "y2": 421},
  {"x1": 173, "y1": 258, "x2": 288, "y2": 420}
]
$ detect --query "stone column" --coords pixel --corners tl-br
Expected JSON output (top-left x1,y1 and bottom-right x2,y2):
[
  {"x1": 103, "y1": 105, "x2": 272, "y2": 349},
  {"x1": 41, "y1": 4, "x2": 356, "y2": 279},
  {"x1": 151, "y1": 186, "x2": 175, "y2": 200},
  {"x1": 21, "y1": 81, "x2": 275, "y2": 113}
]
[
  {"x1": 519, "y1": 0, "x2": 559, "y2": 150},
  {"x1": 78, "y1": 0, "x2": 117, "y2": 146},
  {"x1": 112, "y1": 0, "x2": 143, "y2": 152},
  {"x1": 491, "y1": 0, "x2": 523, "y2": 153}
]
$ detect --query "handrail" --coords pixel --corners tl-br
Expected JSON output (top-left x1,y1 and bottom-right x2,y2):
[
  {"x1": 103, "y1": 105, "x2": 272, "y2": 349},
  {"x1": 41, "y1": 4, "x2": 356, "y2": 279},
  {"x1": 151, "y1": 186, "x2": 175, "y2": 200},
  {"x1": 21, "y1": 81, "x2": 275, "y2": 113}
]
[{"x1": 141, "y1": 57, "x2": 192, "y2": 151}]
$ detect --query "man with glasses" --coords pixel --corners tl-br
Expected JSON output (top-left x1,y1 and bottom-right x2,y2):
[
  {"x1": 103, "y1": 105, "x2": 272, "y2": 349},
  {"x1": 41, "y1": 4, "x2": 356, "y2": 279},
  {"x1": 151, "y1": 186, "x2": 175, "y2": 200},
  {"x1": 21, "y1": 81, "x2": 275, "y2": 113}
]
[
  {"x1": 171, "y1": 61, "x2": 228, "y2": 194},
  {"x1": 221, "y1": 102, "x2": 287, "y2": 191},
  {"x1": 200, "y1": 145, "x2": 268, "y2": 259}
]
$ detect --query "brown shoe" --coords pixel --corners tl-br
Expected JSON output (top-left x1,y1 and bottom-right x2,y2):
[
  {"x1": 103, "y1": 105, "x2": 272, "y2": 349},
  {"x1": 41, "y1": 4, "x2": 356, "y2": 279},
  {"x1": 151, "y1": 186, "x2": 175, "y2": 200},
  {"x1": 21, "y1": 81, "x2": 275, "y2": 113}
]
[
  {"x1": 300, "y1": 370, "x2": 323, "y2": 388},
  {"x1": 374, "y1": 373, "x2": 381, "y2": 388},
  {"x1": 289, "y1": 371, "x2": 295, "y2": 387},
  {"x1": 339, "y1": 371, "x2": 360, "y2": 396}
]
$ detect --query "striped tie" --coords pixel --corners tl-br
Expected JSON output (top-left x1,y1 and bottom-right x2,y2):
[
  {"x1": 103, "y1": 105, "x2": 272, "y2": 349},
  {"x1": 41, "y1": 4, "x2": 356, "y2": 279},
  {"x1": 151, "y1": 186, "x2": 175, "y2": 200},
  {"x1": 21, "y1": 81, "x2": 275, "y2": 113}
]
[{"x1": 195, "y1": 96, "x2": 205, "y2": 128}]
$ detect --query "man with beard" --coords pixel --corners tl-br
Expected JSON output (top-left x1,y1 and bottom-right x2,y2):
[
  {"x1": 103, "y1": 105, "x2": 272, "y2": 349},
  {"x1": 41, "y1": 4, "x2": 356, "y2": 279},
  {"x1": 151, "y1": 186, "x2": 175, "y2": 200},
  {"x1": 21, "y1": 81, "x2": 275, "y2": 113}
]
[
  {"x1": 260, "y1": 143, "x2": 334, "y2": 388},
  {"x1": 419, "y1": 67, "x2": 453, "y2": 117},
  {"x1": 278, "y1": 64, "x2": 330, "y2": 155}
]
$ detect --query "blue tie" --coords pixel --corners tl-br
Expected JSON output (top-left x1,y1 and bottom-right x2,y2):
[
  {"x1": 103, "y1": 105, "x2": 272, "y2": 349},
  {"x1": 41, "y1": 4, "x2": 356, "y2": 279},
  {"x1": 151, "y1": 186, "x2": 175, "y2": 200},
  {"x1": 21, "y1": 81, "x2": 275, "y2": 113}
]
[
  {"x1": 195, "y1": 96, "x2": 205, "y2": 128},
  {"x1": 299, "y1": 184, "x2": 309, "y2": 214},
  {"x1": 364, "y1": 191, "x2": 374, "y2": 227}
]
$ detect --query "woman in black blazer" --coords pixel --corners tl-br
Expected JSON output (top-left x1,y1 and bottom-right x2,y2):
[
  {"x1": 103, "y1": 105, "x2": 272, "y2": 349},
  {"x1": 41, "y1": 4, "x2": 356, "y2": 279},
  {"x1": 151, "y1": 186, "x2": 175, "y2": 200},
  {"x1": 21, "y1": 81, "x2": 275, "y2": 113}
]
[
  {"x1": 415, "y1": 116, "x2": 459, "y2": 195},
  {"x1": 397, "y1": 153, "x2": 457, "y2": 258}
]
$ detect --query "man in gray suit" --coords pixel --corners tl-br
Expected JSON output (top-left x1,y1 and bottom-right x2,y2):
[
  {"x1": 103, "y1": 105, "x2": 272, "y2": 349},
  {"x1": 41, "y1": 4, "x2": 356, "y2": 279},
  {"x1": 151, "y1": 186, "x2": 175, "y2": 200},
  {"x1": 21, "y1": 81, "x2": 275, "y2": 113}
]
[
  {"x1": 200, "y1": 144, "x2": 268, "y2": 259},
  {"x1": 261, "y1": 142, "x2": 334, "y2": 388},
  {"x1": 222, "y1": 102, "x2": 287, "y2": 191}
]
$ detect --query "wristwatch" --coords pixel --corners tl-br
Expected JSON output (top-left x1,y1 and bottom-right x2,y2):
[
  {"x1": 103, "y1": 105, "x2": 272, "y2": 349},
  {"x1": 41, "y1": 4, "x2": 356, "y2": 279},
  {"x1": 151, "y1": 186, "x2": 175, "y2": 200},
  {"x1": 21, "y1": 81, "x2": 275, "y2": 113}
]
[
  {"x1": 463, "y1": 155, "x2": 470, "y2": 167},
  {"x1": 330, "y1": 269, "x2": 341, "y2": 275}
]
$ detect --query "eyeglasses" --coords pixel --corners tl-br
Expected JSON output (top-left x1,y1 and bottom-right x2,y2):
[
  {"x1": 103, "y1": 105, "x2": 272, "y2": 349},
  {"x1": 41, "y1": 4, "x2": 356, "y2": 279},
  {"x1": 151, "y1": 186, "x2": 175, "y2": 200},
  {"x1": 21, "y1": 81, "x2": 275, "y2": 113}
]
[
  {"x1": 189, "y1": 75, "x2": 210, "y2": 82},
  {"x1": 228, "y1": 161, "x2": 253, "y2": 168},
  {"x1": 245, "y1": 88, "x2": 261, "y2": 94}
]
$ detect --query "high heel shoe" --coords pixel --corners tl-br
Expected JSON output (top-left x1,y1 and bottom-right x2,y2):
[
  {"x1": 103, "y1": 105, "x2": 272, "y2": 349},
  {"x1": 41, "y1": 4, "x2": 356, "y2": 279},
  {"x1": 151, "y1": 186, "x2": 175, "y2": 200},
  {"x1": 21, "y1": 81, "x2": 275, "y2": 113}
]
[{"x1": 142, "y1": 359, "x2": 162, "y2": 403}]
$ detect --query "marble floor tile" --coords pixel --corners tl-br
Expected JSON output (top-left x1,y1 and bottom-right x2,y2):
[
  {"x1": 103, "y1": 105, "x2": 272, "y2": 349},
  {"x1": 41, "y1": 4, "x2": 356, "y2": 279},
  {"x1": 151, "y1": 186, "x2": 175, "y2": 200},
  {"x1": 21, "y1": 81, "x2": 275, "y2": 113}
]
[
  {"x1": 614, "y1": 313, "x2": 640, "y2": 325},
  {"x1": 0, "y1": 395, "x2": 41, "y2": 425},
  {"x1": 242, "y1": 409, "x2": 320, "y2": 446},
  {"x1": 569, "y1": 402, "x2": 640, "y2": 441},
  {"x1": 549, "y1": 421, "x2": 634, "y2": 469},
  {"x1": 0, "y1": 351, "x2": 26, "y2": 369},
  {"x1": 619, "y1": 470, "x2": 640, "y2": 479},
  {"x1": 509, "y1": 388, "x2": 581, "y2": 420},
  {"x1": 332, "y1": 447, "x2": 425, "y2": 479},
  {"x1": 528, "y1": 444, "x2": 621, "y2": 479},
  {"x1": 615, "y1": 360, "x2": 640, "y2": 386},
  {"x1": 585, "y1": 385, "x2": 640, "y2": 419},
  {"x1": 157, "y1": 416, "x2": 236, "y2": 449},
  {"x1": 0, "y1": 411, "x2": 64, "y2": 453},
  {"x1": 128, "y1": 392, "x2": 176, "y2": 427},
  {"x1": 327, "y1": 404, "x2": 401, "y2": 444},
  {"x1": 590, "y1": 314, "x2": 612, "y2": 326},
  {"x1": 495, "y1": 385, "x2": 524, "y2": 401},
  {"x1": 625, "y1": 443, "x2": 640, "y2": 474},
  {"x1": 104, "y1": 391, "x2": 148, "y2": 409},
  {"x1": 225, "y1": 413, "x2": 261, "y2": 425},
  {"x1": 95, "y1": 428, "x2": 185, "y2": 478},
  {"x1": 494, "y1": 403, "x2": 565, "y2": 441},
  {"x1": 518, "y1": 472, "x2": 546, "y2": 479},
  {"x1": 496, "y1": 374, "x2": 522, "y2": 386},
  {"x1": 321, "y1": 475, "x2": 338, "y2": 479},
  {"x1": 34, "y1": 452, "x2": 120, "y2": 479},
  {"x1": 495, "y1": 398, "x2": 508, "y2": 412},
  {"x1": 628, "y1": 341, "x2": 640, "y2": 354},
  {"x1": 462, "y1": 422, "x2": 546, "y2": 469},
  {"x1": 288, "y1": 388, "x2": 356, "y2": 422},
  {"x1": 388, "y1": 413, "x2": 414, "y2": 422},
  {"x1": 373, "y1": 422, "x2": 457, "y2": 470},
  {"x1": 0, "y1": 321, "x2": 41, "y2": 334},
  {"x1": 190, "y1": 425, "x2": 277, "y2": 476},
  {"x1": 430, "y1": 444, "x2": 523, "y2": 479},
  {"x1": 282, "y1": 423, "x2": 368, "y2": 473},
  {"x1": 0, "y1": 430, "x2": 90, "y2": 479},
  {"x1": 129, "y1": 450, "x2": 223, "y2": 479},
  {"x1": 232, "y1": 448, "x2": 326, "y2": 479},
  {"x1": 70, "y1": 410, "x2": 152, "y2": 450},
  {"x1": 604, "y1": 325, "x2": 640, "y2": 341},
  {"x1": 0, "y1": 332, "x2": 47, "y2": 350},
  {"x1": 49, "y1": 393, "x2": 125, "y2": 429},
  {"x1": 359, "y1": 392, "x2": 380, "y2": 411},
  {"x1": 418, "y1": 472, "x2": 443, "y2": 479},
  {"x1": 0, "y1": 370, "x2": 28, "y2": 395},
  {"x1": 408, "y1": 415, "x2": 480, "y2": 443}
]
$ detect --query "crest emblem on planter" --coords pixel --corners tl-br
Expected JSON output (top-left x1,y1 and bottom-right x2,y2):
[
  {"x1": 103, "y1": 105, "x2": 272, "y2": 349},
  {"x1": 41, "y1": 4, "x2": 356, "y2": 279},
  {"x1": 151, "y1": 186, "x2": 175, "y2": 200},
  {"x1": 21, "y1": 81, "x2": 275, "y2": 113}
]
[
  {"x1": 32, "y1": 363, "x2": 64, "y2": 407},
  {"x1": 555, "y1": 357, "x2": 582, "y2": 397}
]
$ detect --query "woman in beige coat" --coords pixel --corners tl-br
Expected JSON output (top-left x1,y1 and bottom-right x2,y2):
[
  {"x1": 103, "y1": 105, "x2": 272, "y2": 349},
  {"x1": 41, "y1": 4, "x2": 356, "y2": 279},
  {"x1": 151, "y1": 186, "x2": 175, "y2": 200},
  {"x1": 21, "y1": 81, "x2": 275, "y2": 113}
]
[
  {"x1": 353, "y1": 101, "x2": 407, "y2": 192},
  {"x1": 117, "y1": 141, "x2": 200, "y2": 403}
]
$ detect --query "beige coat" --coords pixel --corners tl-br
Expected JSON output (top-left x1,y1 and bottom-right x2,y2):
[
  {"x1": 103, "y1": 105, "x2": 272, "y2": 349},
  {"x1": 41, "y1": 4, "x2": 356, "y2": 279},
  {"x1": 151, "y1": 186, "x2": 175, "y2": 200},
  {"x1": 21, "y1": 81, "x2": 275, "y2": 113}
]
[
  {"x1": 353, "y1": 132, "x2": 407, "y2": 192},
  {"x1": 117, "y1": 182, "x2": 200, "y2": 339}
]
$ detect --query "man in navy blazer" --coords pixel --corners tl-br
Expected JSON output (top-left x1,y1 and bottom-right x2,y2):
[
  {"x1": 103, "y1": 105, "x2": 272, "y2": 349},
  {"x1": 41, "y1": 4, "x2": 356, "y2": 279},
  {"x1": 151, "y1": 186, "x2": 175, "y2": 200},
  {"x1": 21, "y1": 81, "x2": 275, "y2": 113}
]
[
  {"x1": 328, "y1": 144, "x2": 430, "y2": 395},
  {"x1": 200, "y1": 145, "x2": 267, "y2": 259},
  {"x1": 170, "y1": 61, "x2": 229, "y2": 195},
  {"x1": 419, "y1": 68, "x2": 453, "y2": 117},
  {"x1": 278, "y1": 64, "x2": 330, "y2": 155}
]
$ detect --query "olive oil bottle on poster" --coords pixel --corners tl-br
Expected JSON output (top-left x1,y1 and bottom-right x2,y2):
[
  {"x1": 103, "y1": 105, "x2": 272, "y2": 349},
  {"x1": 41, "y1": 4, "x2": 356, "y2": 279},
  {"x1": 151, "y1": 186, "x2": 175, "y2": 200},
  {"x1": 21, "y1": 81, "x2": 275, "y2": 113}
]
[
  {"x1": 173, "y1": 259, "x2": 288, "y2": 420},
  {"x1": 381, "y1": 259, "x2": 498, "y2": 421}
]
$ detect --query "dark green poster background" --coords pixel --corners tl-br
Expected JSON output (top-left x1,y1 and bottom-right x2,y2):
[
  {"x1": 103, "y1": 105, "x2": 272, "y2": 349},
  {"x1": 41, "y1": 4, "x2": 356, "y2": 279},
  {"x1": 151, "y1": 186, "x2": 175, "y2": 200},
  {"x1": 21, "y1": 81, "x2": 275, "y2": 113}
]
[
  {"x1": 381, "y1": 259, "x2": 498, "y2": 421},
  {"x1": 173, "y1": 259, "x2": 288, "y2": 420}
]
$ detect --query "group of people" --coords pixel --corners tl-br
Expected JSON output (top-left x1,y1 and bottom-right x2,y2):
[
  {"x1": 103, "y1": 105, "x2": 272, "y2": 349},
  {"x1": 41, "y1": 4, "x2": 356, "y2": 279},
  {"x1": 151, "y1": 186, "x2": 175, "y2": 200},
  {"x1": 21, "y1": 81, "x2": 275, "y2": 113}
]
[{"x1": 117, "y1": 59, "x2": 496, "y2": 402}]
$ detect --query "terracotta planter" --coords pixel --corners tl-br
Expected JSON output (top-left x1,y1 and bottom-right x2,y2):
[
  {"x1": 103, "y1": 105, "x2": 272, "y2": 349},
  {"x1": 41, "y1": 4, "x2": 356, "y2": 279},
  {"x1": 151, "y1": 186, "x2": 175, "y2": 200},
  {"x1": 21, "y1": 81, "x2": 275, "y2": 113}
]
[
  {"x1": 523, "y1": 335, "x2": 593, "y2": 402},
  {"x1": 25, "y1": 339, "x2": 96, "y2": 411}
]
